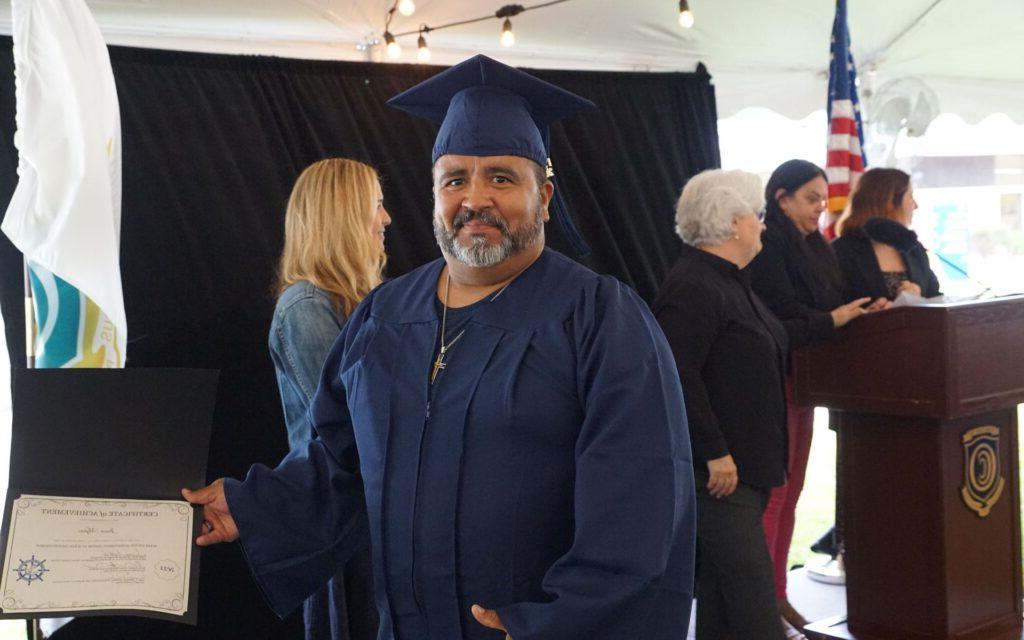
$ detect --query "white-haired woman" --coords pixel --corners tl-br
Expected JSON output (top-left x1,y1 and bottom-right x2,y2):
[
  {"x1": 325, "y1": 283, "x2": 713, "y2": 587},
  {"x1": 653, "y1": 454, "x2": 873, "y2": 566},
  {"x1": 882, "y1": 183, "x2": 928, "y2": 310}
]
[
  {"x1": 271, "y1": 157, "x2": 390, "y2": 640},
  {"x1": 653, "y1": 169, "x2": 797, "y2": 640}
]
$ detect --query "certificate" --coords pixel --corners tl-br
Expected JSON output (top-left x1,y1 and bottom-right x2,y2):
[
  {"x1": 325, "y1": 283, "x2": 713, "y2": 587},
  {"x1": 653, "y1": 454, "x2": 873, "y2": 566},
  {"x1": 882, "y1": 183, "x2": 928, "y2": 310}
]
[{"x1": 0, "y1": 495, "x2": 194, "y2": 616}]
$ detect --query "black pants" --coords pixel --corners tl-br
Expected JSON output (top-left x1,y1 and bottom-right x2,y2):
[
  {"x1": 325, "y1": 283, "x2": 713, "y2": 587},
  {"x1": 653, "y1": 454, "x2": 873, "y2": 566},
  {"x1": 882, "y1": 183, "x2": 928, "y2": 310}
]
[{"x1": 694, "y1": 472, "x2": 785, "y2": 640}]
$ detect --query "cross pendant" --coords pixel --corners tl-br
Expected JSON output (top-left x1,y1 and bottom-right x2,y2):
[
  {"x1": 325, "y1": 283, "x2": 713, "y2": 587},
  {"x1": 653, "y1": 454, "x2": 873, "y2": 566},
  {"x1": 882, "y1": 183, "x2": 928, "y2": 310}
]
[{"x1": 430, "y1": 352, "x2": 447, "y2": 384}]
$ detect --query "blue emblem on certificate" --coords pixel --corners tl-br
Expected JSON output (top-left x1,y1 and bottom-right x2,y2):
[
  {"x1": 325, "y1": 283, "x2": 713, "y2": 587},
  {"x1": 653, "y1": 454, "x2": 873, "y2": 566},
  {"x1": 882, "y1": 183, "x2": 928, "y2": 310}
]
[{"x1": 14, "y1": 555, "x2": 48, "y2": 585}]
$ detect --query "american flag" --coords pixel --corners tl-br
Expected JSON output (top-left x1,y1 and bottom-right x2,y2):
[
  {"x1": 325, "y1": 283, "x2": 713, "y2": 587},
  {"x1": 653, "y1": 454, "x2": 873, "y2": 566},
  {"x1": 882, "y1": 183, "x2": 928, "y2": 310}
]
[{"x1": 824, "y1": 0, "x2": 867, "y2": 239}]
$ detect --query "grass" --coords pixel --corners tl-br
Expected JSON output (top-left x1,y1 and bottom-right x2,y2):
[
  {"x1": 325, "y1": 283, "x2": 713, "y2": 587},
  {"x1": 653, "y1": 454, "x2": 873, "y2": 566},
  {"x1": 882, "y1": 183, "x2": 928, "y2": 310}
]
[
  {"x1": 788, "y1": 405, "x2": 1024, "y2": 573},
  {"x1": 789, "y1": 408, "x2": 838, "y2": 571}
]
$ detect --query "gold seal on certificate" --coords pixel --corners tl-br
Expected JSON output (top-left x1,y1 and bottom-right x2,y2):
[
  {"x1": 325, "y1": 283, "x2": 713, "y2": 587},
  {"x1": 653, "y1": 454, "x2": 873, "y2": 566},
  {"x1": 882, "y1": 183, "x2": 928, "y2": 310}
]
[{"x1": 1, "y1": 495, "x2": 194, "y2": 616}]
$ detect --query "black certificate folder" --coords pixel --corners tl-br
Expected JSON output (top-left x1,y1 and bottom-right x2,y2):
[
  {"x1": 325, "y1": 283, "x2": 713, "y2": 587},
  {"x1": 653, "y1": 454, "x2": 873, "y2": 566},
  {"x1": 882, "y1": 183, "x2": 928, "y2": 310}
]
[{"x1": 1, "y1": 368, "x2": 218, "y2": 625}]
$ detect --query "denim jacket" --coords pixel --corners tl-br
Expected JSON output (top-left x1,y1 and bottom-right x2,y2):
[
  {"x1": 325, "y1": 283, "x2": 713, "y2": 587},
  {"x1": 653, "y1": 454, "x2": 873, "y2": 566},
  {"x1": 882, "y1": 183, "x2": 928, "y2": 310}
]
[{"x1": 269, "y1": 281, "x2": 346, "y2": 453}]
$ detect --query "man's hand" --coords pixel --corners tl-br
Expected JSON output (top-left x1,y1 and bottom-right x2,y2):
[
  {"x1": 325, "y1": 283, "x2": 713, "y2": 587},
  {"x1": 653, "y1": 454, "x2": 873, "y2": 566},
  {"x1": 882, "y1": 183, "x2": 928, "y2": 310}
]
[
  {"x1": 471, "y1": 604, "x2": 512, "y2": 640},
  {"x1": 181, "y1": 479, "x2": 238, "y2": 546},
  {"x1": 706, "y1": 454, "x2": 738, "y2": 498}
]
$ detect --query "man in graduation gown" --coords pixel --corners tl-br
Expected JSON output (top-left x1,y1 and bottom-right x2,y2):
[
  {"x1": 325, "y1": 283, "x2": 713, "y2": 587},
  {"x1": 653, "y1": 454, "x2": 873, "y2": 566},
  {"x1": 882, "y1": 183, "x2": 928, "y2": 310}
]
[{"x1": 184, "y1": 55, "x2": 696, "y2": 640}]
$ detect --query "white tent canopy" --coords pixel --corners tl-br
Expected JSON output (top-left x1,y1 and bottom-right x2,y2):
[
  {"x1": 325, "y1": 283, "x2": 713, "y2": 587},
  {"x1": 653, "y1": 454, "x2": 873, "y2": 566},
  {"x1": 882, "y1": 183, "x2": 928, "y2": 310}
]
[{"x1": 0, "y1": 0, "x2": 1021, "y2": 123}]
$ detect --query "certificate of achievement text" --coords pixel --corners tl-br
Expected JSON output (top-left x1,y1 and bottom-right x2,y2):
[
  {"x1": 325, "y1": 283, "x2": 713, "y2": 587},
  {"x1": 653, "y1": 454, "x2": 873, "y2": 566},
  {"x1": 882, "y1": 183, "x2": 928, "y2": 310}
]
[{"x1": 1, "y1": 495, "x2": 193, "y2": 615}]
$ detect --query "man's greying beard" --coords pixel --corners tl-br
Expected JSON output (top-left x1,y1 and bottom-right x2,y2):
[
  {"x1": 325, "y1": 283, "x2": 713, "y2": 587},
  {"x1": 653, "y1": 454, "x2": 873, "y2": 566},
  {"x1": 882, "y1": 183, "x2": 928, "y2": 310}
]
[{"x1": 434, "y1": 202, "x2": 545, "y2": 268}]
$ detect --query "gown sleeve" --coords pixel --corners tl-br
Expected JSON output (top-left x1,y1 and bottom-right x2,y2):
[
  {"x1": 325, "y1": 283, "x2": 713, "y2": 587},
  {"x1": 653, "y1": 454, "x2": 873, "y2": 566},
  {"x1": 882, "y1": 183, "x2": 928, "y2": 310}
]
[
  {"x1": 496, "y1": 278, "x2": 697, "y2": 640},
  {"x1": 225, "y1": 300, "x2": 372, "y2": 619}
]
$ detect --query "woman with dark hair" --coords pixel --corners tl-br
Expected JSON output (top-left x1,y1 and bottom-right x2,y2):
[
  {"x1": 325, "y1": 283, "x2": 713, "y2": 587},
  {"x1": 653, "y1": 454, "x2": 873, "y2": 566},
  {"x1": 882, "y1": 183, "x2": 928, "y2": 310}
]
[
  {"x1": 748, "y1": 159, "x2": 882, "y2": 631},
  {"x1": 833, "y1": 167, "x2": 941, "y2": 302}
]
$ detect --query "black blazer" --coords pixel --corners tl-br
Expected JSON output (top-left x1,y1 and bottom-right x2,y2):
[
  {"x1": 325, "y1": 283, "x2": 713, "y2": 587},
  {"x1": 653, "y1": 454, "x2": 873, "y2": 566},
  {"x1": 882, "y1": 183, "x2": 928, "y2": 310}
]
[
  {"x1": 653, "y1": 243, "x2": 788, "y2": 489},
  {"x1": 749, "y1": 209, "x2": 844, "y2": 351},
  {"x1": 832, "y1": 217, "x2": 942, "y2": 302}
]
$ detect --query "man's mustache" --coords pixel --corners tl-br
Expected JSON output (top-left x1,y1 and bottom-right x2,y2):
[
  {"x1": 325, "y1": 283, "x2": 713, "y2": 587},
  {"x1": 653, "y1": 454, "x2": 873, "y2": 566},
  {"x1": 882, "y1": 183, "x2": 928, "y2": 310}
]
[{"x1": 453, "y1": 209, "x2": 509, "y2": 234}]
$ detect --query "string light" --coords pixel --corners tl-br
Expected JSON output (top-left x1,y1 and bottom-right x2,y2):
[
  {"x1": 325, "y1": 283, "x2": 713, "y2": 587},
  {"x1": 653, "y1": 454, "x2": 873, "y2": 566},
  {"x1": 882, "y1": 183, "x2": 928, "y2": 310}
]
[
  {"x1": 500, "y1": 18, "x2": 515, "y2": 47},
  {"x1": 380, "y1": 1, "x2": 568, "y2": 59},
  {"x1": 417, "y1": 31, "x2": 432, "y2": 62},
  {"x1": 678, "y1": 0, "x2": 694, "y2": 28},
  {"x1": 398, "y1": 0, "x2": 416, "y2": 17},
  {"x1": 354, "y1": 35, "x2": 381, "y2": 53},
  {"x1": 384, "y1": 31, "x2": 402, "y2": 59}
]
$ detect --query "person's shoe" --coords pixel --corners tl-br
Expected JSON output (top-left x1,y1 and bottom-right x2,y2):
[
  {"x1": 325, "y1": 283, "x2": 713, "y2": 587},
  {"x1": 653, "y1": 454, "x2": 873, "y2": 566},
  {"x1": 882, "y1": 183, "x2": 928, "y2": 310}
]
[
  {"x1": 778, "y1": 598, "x2": 809, "y2": 629},
  {"x1": 806, "y1": 553, "x2": 845, "y2": 585},
  {"x1": 810, "y1": 525, "x2": 839, "y2": 557},
  {"x1": 781, "y1": 616, "x2": 808, "y2": 640}
]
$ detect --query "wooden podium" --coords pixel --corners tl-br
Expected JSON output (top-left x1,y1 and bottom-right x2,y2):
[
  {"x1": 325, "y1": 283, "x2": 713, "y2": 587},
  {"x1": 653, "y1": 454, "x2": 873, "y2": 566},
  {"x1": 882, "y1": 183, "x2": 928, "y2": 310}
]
[{"x1": 794, "y1": 295, "x2": 1024, "y2": 640}]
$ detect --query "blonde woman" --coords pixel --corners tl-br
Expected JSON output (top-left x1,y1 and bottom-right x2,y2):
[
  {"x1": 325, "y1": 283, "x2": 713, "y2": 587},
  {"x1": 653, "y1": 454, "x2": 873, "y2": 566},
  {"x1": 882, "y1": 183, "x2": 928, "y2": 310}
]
[{"x1": 270, "y1": 158, "x2": 390, "y2": 640}]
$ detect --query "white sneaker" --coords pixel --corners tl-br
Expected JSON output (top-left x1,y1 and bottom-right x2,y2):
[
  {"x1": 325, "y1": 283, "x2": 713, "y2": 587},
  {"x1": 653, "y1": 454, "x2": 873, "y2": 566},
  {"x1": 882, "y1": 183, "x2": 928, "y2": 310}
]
[{"x1": 806, "y1": 554, "x2": 845, "y2": 585}]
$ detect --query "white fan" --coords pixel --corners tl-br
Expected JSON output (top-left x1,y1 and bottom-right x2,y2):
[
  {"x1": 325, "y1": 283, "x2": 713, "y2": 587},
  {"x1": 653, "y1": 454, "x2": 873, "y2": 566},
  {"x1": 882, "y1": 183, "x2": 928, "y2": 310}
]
[{"x1": 865, "y1": 77, "x2": 940, "y2": 166}]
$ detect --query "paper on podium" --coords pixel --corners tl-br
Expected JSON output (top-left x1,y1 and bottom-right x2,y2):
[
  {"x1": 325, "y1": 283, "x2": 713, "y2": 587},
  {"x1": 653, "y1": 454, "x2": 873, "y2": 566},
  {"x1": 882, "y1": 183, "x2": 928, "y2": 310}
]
[{"x1": 0, "y1": 368, "x2": 218, "y2": 625}]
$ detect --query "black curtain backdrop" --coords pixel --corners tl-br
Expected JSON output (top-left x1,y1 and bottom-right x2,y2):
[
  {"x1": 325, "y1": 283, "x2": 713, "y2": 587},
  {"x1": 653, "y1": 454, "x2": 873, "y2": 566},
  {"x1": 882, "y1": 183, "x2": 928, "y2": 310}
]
[{"x1": 0, "y1": 39, "x2": 719, "y2": 639}]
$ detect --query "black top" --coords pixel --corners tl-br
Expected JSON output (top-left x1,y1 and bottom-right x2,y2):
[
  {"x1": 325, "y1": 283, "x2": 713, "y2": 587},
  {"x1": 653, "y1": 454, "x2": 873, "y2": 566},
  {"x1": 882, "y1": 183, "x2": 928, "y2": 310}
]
[
  {"x1": 881, "y1": 270, "x2": 910, "y2": 298},
  {"x1": 832, "y1": 217, "x2": 942, "y2": 302},
  {"x1": 749, "y1": 209, "x2": 844, "y2": 351},
  {"x1": 653, "y1": 243, "x2": 789, "y2": 489}
]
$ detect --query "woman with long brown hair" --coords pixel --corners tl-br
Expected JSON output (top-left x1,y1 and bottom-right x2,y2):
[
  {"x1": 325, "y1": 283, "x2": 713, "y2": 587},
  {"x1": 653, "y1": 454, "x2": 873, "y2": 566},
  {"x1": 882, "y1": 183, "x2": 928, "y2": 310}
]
[
  {"x1": 269, "y1": 157, "x2": 390, "y2": 640},
  {"x1": 833, "y1": 168, "x2": 941, "y2": 302}
]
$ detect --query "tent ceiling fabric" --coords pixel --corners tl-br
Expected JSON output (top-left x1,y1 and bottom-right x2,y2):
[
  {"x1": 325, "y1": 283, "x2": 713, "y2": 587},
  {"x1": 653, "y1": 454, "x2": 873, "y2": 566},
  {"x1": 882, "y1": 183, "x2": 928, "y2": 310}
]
[{"x1": 0, "y1": 0, "x2": 1020, "y2": 122}]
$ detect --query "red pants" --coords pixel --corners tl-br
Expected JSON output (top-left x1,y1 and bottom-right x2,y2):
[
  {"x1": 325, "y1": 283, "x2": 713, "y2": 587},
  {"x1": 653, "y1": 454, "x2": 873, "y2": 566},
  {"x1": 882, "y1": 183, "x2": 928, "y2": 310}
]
[{"x1": 762, "y1": 377, "x2": 815, "y2": 599}]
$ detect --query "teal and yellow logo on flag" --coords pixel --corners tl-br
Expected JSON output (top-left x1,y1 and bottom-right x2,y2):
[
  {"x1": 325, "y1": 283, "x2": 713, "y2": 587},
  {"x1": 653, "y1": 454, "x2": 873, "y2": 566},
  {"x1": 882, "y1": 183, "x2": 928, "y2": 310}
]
[
  {"x1": 28, "y1": 263, "x2": 121, "y2": 368},
  {"x1": 3, "y1": 0, "x2": 127, "y2": 369}
]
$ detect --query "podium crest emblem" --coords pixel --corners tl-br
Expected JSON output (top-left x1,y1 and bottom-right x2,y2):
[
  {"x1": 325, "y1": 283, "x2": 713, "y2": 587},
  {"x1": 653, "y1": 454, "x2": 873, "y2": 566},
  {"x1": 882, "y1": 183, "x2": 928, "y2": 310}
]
[{"x1": 960, "y1": 426, "x2": 1005, "y2": 518}]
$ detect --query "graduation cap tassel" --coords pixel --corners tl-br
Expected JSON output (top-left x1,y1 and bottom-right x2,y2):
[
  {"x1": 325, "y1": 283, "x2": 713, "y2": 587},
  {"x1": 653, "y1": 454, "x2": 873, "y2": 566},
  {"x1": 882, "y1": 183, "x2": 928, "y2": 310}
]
[
  {"x1": 549, "y1": 179, "x2": 590, "y2": 256},
  {"x1": 540, "y1": 130, "x2": 590, "y2": 256}
]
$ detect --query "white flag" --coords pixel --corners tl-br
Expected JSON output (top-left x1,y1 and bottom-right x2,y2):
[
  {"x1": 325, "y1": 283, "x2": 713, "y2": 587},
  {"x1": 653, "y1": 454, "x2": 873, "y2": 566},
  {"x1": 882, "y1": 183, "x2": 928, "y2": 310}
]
[{"x1": 2, "y1": 0, "x2": 126, "y2": 366}]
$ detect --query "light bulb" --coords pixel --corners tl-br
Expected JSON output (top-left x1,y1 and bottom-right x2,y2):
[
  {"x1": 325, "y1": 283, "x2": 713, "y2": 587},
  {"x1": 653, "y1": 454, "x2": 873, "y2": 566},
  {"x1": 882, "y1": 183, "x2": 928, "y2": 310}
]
[
  {"x1": 500, "y1": 18, "x2": 515, "y2": 47},
  {"x1": 384, "y1": 31, "x2": 402, "y2": 59},
  {"x1": 397, "y1": 0, "x2": 415, "y2": 17},
  {"x1": 417, "y1": 34, "x2": 431, "y2": 62},
  {"x1": 678, "y1": 0, "x2": 694, "y2": 28}
]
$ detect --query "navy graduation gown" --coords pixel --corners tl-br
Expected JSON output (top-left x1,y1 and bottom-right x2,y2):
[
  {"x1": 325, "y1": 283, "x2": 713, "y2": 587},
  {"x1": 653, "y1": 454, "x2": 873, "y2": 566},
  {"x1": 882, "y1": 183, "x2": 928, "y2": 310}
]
[{"x1": 226, "y1": 248, "x2": 696, "y2": 640}]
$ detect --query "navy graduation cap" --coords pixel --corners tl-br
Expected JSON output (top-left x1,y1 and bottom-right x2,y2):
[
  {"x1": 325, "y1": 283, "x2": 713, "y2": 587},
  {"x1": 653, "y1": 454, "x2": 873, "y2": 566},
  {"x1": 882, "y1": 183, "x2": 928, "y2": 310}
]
[{"x1": 387, "y1": 54, "x2": 595, "y2": 255}]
